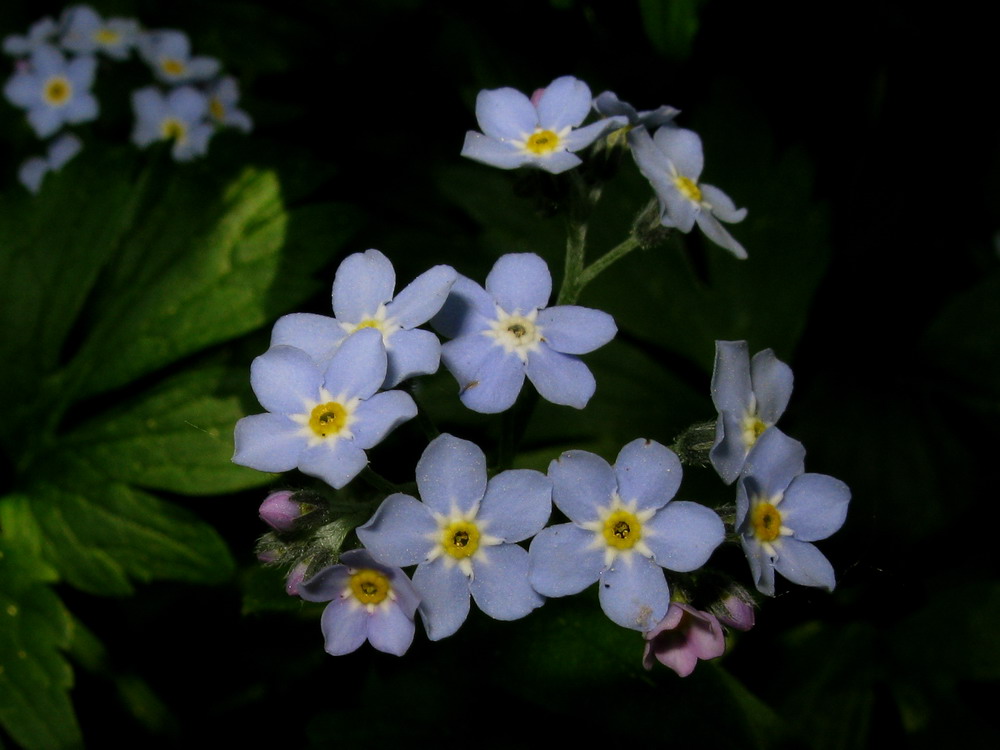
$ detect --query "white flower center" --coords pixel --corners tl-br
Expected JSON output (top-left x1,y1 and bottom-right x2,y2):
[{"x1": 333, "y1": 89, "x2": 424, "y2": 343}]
[
  {"x1": 484, "y1": 306, "x2": 543, "y2": 362},
  {"x1": 340, "y1": 304, "x2": 401, "y2": 348},
  {"x1": 580, "y1": 493, "x2": 656, "y2": 567}
]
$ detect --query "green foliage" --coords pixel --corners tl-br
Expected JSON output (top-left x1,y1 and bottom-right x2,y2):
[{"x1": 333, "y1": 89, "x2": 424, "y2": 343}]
[{"x1": 639, "y1": 0, "x2": 706, "y2": 60}]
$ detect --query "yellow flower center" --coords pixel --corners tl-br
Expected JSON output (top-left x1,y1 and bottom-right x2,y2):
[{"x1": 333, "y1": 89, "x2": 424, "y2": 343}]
[
  {"x1": 486, "y1": 308, "x2": 543, "y2": 362},
  {"x1": 348, "y1": 569, "x2": 390, "y2": 605},
  {"x1": 161, "y1": 117, "x2": 187, "y2": 143},
  {"x1": 441, "y1": 520, "x2": 480, "y2": 559},
  {"x1": 43, "y1": 76, "x2": 72, "y2": 106},
  {"x1": 751, "y1": 501, "x2": 782, "y2": 543},
  {"x1": 525, "y1": 129, "x2": 561, "y2": 155},
  {"x1": 602, "y1": 508, "x2": 642, "y2": 550},
  {"x1": 606, "y1": 124, "x2": 634, "y2": 148},
  {"x1": 674, "y1": 175, "x2": 702, "y2": 203},
  {"x1": 161, "y1": 58, "x2": 186, "y2": 77},
  {"x1": 741, "y1": 413, "x2": 768, "y2": 450},
  {"x1": 210, "y1": 96, "x2": 225, "y2": 121},
  {"x1": 355, "y1": 319, "x2": 381, "y2": 331},
  {"x1": 94, "y1": 28, "x2": 121, "y2": 45},
  {"x1": 308, "y1": 402, "x2": 349, "y2": 438}
]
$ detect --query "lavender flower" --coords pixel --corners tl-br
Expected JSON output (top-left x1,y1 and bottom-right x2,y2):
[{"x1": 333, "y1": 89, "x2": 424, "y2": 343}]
[
  {"x1": 131, "y1": 85, "x2": 213, "y2": 161},
  {"x1": 207, "y1": 76, "x2": 253, "y2": 132},
  {"x1": 61, "y1": 5, "x2": 139, "y2": 60},
  {"x1": 642, "y1": 603, "x2": 726, "y2": 677},
  {"x1": 137, "y1": 29, "x2": 220, "y2": 84},
  {"x1": 3, "y1": 45, "x2": 98, "y2": 138}
]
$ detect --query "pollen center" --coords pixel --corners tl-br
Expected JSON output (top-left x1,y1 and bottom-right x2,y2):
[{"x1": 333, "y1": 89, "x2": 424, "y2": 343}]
[
  {"x1": 751, "y1": 502, "x2": 782, "y2": 543},
  {"x1": 441, "y1": 520, "x2": 480, "y2": 559},
  {"x1": 43, "y1": 77, "x2": 71, "y2": 106},
  {"x1": 161, "y1": 117, "x2": 187, "y2": 143},
  {"x1": 741, "y1": 413, "x2": 768, "y2": 450},
  {"x1": 308, "y1": 402, "x2": 349, "y2": 438},
  {"x1": 487, "y1": 309, "x2": 543, "y2": 361},
  {"x1": 348, "y1": 569, "x2": 390, "y2": 605},
  {"x1": 161, "y1": 58, "x2": 186, "y2": 76},
  {"x1": 356, "y1": 319, "x2": 381, "y2": 331},
  {"x1": 674, "y1": 175, "x2": 702, "y2": 203},
  {"x1": 94, "y1": 28, "x2": 121, "y2": 45},
  {"x1": 603, "y1": 509, "x2": 641, "y2": 550},
  {"x1": 210, "y1": 96, "x2": 225, "y2": 120},
  {"x1": 525, "y1": 129, "x2": 561, "y2": 155}
]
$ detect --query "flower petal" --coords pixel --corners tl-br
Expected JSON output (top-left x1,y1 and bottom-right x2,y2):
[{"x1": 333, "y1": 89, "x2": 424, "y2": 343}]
[
  {"x1": 332, "y1": 249, "x2": 396, "y2": 323},
  {"x1": 383, "y1": 328, "x2": 441, "y2": 387},
  {"x1": 322, "y1": 328, "x2": 386, "y2": 400},
  {"x1": 475, "y1": 86, "x2": 538, "y2": 140},
  {"x1": 413, "y1": 560, "x2": 471, "y2": 641},
  {"x1": 297, "y1": 439, "x2": 368, "y2": 489},
  {"x1": 740, "y1": 428, "x2": 806, "y2": 499},
  {"x1": 781, "y1": 473, "x2": 850, "y2": 541},
  {"x1": 528, "y1": 523, "x2": 604, "y2": 596},
  {"x1": 367, "y1": 600, "x2": 416, "y2": 656},
  {"x1": 699, "y1": 183, "x2": 747, "y2": 223},
  {"x1": 415, "y1": 433, "x2": 487, "y2": 515},
  {"x1": 599, "y1": 556, "x2": 670, "y2": 631},
  {"x1": 548, "y1": 449, "x2": 616, "y2": 523},
  {"x1": 644, "y1": 501, "x2": 725, "y2": 571},
  {"x1": 614, "y1": 439, "x2": 682, "y2": 512},
  {"x1": 535, "y1": 75, "x2": 591, "y2": 130},
  {"x1": 478, "y1": 469, "x2": 551, "y2": 542},
  {"x1": 270, "y1": 312, "x2": 346, "y2": 365},
  {"x1": 388, "y1": 264, "x2": 457, "y2": 329},
  {"x1": 652, "y1": 126, "x2": 704, "y2": 179},
  {"x1": 750, "y1": 349, "x2": 794, "y2": 424},
  {"x1": 485, "y1": 253, "x2": 551, "y2": 314},
  {"x1": 774, "y1": 538, "x2": 836, "y2": 591},
  {"x1": 461, "y1": 131, "x2": 529, "y2": 170},
  {"x1": 525, "y1": 346, "x2": 595, "y2": 409},
  {"x1": 457, "y1": 344, "x2": 526, "y2": 414},
  {"x1": 250, "y1": 345, "x2": 322, "y2": 414},
  {"x1": 350, "y1": 390, "x2": 416, "y2": 449},
  {"x1": 357, "y1": 493, "x2": 437, "y2": 566},
  {"x1": 470, "y1": 543, "x2": 543, "y2": 620},
  {"x1": 695, "y1": 211, "x2": 748, "y2": 259},
  {"x1": 232, "y1": 413, "x2": 304, "y2": 472},
  {"x1": 536, "y1": 305, "x2": 616, "y2": 354},
  {"x1": 318, "y1": 596, "x2": 369, "y2": 655}
]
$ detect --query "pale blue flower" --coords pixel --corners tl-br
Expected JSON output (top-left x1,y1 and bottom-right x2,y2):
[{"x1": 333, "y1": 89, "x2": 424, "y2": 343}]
[
  {"x1": 299, "y1": 549, "x2": 420, "y2": 656},
  {"x1": 630, "y1": 126, "x2": 748, "y2": 259},
  {"x1": 131, "y1": 85, "x2": 213, "y2": 161},
  {"x1": 271, "y1": 249, "x2": 456, "y2": 388},
  {"x1": 529, "y1": 439, "x2": 724, "y2": 631},
  {"x1": 232, "y1": 328, "x2": 418, "y2": 489},
  {"x1": 593, "y1": 91, "x2": 679, "y2": 131},
  {"x1": 461, "y1": 75, "x2": 626, "y2": 174},
  {"x1": 137, "y1": 29, "x2": 220, "y2": 84},
  {"x1": 3, "y1": 45, "x2": 98, "y2": 138},
  {"x1": 736, "y1": 428, "x2": 850, "y2": 596},
  {"x1": 207, "y1": 76, "x2": 252, "y2": 132},
  {"x1": 60, "y1": 5, "x2": 139, "y2": 60},
  {"x1": 432, "y1": 253, "x2": 617, "y2": 413},
  {"x1": 357, "y1": 433, "x2": 552, "y2": 641},
  {"x1": 710, "y1": 340, "x2": 794, "y2": 484},
  {"x1": 3, "y1": 17, "x2": 59, "y2": 57},
  {"x1": 18, "y1": 132, "x2": 83, "y2": 194}
]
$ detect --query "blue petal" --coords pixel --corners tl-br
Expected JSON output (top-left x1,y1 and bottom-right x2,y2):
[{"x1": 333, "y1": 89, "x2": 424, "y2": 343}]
[
  {"x1": 357, "y1": 493, "x2": 437, "y2": 566},
  {"x1": 322, "y1": 328, "x2": 385, "y2": 400},
  {"x1": 383, "y1": 328, "x2": 441, "y2": 388},
  {"x1": 27, "y1": 106, "x2": 62, "y2": 138},
  {"x1": 530, "y1": 150, "x2": 582, "y2": 174},
  {"x1": 367, "y1": 600, "x2": 416, "y2": 656},
  {"x1": 643, "y1": 501, "x2": 725, "y2": 572},
  {"x1": 741, "y1": 428, "x2": 805, "y2": 499},
  {"x1": 439, "y1": 333, "x2": 491, "y2": 386},
  {"x1": 695, "y1": 211, "x2": 748, "y2": 259},
  {"x1": 548, "y1": 450, "x2": 616, "y2": 523},
  {"x1": 318, "y1": 596, "x2": 368, "y2": 655},
  {"x1": 298, "y1": 564, "x2": 351, "y2": 602},
  {"x1": 4, "y1": 72, "x2": 39, "y2": 108},
  {"x1": 528, "y1": 524, "x2": 604, "y2": 596},
  {"x1": 599, "y1": 556, "x2": 670, "y2": 631},
  {"x1": 710, "y1": 411, "x2": 748, "y2": 485},
  {"x1": 461, "y1": 131, "x2": 529, "y2": 170},
  {"x1": 332, "y1": 249, "x2": 396, "y2": 323},
  {"x1": 478, "y1": 469, "x2": 552, "y2": 542},
  {"x1": 470, "y1": 544, "x2": 544, "y2": 620},
  {"x1": 168, "y1": 85, "x2": 207, "y2": 121},
  {"x1": 614, "y1": 438, "x2": 682, "y2": 512},
  {"x1": 781, "y1": 474, "x2": 850, "y2": 541},
  {"x1": 536, "y1": 305, "x2": 616, "y2": 354},
  {"x1": 700, "y1": 183, "x2": 747, "y2": 223},
  {"x1": 750, "y1": 349, "x2": 794, "y2": 423},
  {"x1": 270, "y1": 312, "x2": 345, "y2": 365},
  {"x1": 742, "y1": 535, "x2": 775, "y2": 596},
  {"x1": 711, "y1": 340, "x2": 752, "y2": 415},
  {"x1": 388, "y1": 264, "x2": 457, "y2": 328},
  {"x1": 774, "y1": 538, "x2": 836, "y2": 591},
  {"x1": 297, "y1": 439, "x2": 368, "y2": 489},
  {"x1": 475, "y1": 86, "x2": 537, "y2": 140},
  {"x1": 413, "y1": 560, "x2": 470, "y2": 641},
  {"x1": 232, "y1": 413, "x2": 303, "y2": 472},
  {"x1": 250, "y1": 345, "x2": 322, "y2": 414},
  {"x1": 415, "y1": 433, "x2": 487, "y2": 515},
  {"x1": 535, "y1": 75, "x2": 591, "y2": 130},
  {"x1": 18, "y1": 157, "x2": 48, "y2": 194},
  {"x1": 485, "y1": 253, "x2": 551, "y2": 314},
  {"x1": 561, "y1": 118, "x2": 624, "y2": 152},
  {"x1": 652, "y1": 126, "x2": 704, "y2": 180},
  {"x1": 432, "y1": 275, "x2": 495, "y2": 339},
  {"x1": 67, "y1": 54, "x2": 96, "y2": 88},
  {"x1": 350, "y1": 390, "x2": 416, "y2": 449},
  {"x1": 454, "y1": 344, "x2": 526, "y2": 414},
  {"x1": 525, "y1": 346, "x2": 595, "y2": 409}
]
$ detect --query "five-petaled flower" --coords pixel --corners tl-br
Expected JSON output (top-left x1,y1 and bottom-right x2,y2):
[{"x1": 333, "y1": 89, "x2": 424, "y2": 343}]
[
  {"x1": 61, "y1": 5, "x2": 140, "y2": 60},
  {"x1": 710, "y1": 340, "x2": 794, "y2": 484},
  {"x1": 232, "y1": 328, "x2": 417, "y2": 489},
  {"x1": 131, "y1": 85, "x2": 214, "y2": 161},
  {"x1": 736, "y1": 428, "x2": 850, "y2": 596},
  {"x1": 357, "y1": 433, "x2": 552, "y2": 641},
  {"x1": 642, "y1": 602, "x2": 726, "y2": 677},
  {"x1": 461, "y1": 75, "x2": 626, "y2": 174},
  {"x1": 529, "y1": 439, "x2": 725, "y2": 631},
  {"x1": 432, "y1": 253, "x2": 616, "y2": 413},
  {"x1": 3, "y1": 44, "x2": 98, "y2": 138},
  {"x1": 272, "y1": 249, "x2": 456, "y2": 388},
  {"x1": 137, "y1": 29, "x2": 220, "y2": 84},
  {"x1": 298, "y1": 549, "x2": 420, "y2": 656}
]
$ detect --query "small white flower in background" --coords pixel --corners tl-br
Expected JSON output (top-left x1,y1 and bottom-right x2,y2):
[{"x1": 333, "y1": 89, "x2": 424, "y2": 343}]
[
  {"x1": 207, "y1": 76, "x2": 253, "y2": 132},
  {"x1": 18, "y1": 132, "x2": 84, "y2": 194},
  {"x1": 131, "y1": 85, "x2": 213, "y2": 161},
  {"x1": 60, "y1": 5, "x2": 140, "y2": 60},
  {"x1": 137, "y1": 29, "x2": 220, "y2": 84},
  {"x1": 2, "y1": 17, "x2": 59, "y2": 57},
  {"x1": 3, "y1": 44, "x2": 98, "y2": 138}
]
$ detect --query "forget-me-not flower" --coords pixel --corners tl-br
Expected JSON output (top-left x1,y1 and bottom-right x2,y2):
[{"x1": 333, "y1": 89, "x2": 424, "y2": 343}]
[
  {"x1": 3, "y1": 17, "x2": 59, "y2": 57},
  {"x1": 137, "y1": 29, "x2": 220, "y2": 84},
  {"x1": 736, "y1": 428, "x2": 850, "y2": 596},
  {"x1": 461, "y1": 75, "x2": 626, "y2": 174},
  {"x1": 207, "y1": 76, "x2": 253, "y2": 132},
  {"x1": 630, "y1": 126, "x2": 748, "y2": 259},
  {"x1": 60, "y1": 5, "x2": 139, "y2": 60},
  {"x1": 529, "y1": 439, "x2": 725, "y2": 631},
  {"x1": 18, "y1": 132, "x2": 82, "y2": 194},
  {"x1": 710, "y1": 340, "x2": 793, "y2": 485},
  {"x1": 357, "y1": 433, "x2": 552, "y2": 641},
  {"x1": 432, "y1": 253, "x2": 617, "y2": 413},
  {"x1": 272, "y1": 249, "x2": 456, "y2": 388},
  {"x1": 593, "y1": 91, "x2": 679, "y2": 147},
  {"x1": 233, "y1": 328, "x2": 418, "y2": 489},
  {"x1": 298, "y1": 549, "x2": 420, "y2": 657},
  {"x1": 3, "y1": 45, "x2": 98, "y2": 138},
  {"x1": 131, "y1": 85, "x2": 213, "y2": 161}
]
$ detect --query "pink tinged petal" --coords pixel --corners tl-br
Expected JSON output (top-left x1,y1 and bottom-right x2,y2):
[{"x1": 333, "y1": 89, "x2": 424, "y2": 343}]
[
  {"x1": 297, "y1": 439, "x2": 368, "y2": 489},
  {"x1": 232, "y1": 413, "x2": 305, "y2": 472},
  {"x1": 415, "y1": 433, "x2": 487, "y2": 515},
  {"x1": 652, "y1": 126, "x2": 704, "y2": 179},
  {"x1": 750, "y1": 349, "x2": 794, "y2": 424},
  {"x1": 485, "y1": 253, "x2": 551, "y2": 314},
  {"x1": 4, "y1": 73, "x2": 40, "y2": 108},
  {"x1": 298, "y1": 564, "x2": 352, "y2": 602},
  {"x1": 383, "y1": 328, "x2": 441, "y2": 387},
  {"x1": 475, "y1": 86, "x2": 538, "y2": 140},
  {"x1": 560, "y1": 117, "x2": 626, "y2": 152},
  {"x1": 357, "y1": 493, "x2": 437, "y2": 566},
  {"x1": 318, "y1": 596, "x2": 369, "y2": 655},
  {"x1": 718, "y1": 595, "x2": 756, "y2": 631},
  {"x1": 322, "y1": 328, "x2": 386, "y2": 400},
  {"x1": 388, "y1": 264, "x2": 457, "y2": 328},
  {"x1": 781, "y1": 473, "x2": 851, "y2": 541},
  {"x1": 699, "y1": 183, "x2": 747, "y2": 223},
  {"x1": 645, "y1": 605, "x2": 725, "y2": 676},
  {"x1": 270, "y1": 312, "x2": 345, "y2": 364},
  {"x1": 413, "y1": 560, "x2": 471, "y2": 641},
  {"x1": 774, "y1": 538, "x2": 836, "y2": 591},
  {"x1": 433, "y1": 275, "x2": 496, "y2": 339},
  {"x1": 478, "y1": 469, "x2": 552, "y2": 542},
  {"x1": 536, "y1": 305, "x2": 616, "y2": 354},
  {"x1": 250, "y1": 345, "x2": 322, "y2": 414},
  {"x1": 694, "y1": 211, "x2": 748, "y2": 260},
  {"x1": 548, "y1": 449, "x2": 616, "y2": 523},
  {"x1": 529, "y1": 150, "x2": 582, "y2": 174},
  {"x1": 455, "y1": 344, "x2": 526, "y2": 414},
  {"x1": 525, "y1": 347, "x2": 596, "y2": 409},
  {"x1": 350, "y1": 390, "x2": 416, "y2": 449},
  {"x1": 461, "y1": 131, "x2": 530, "y2": 170},
  {"x1": 741, "y1": 428, "x2": 806, "y2": 499},
  {"x1": 535, "y1": 75, "x2": 592, "y2": 130},
  {"x1": 332, "y1": 249, "x2": 396, "y2": 322},
  {"x1": 599, "y1": 556, "x2": 670, "y2": 631},
  {"x1": 470, "y1": 543, "x2": 543, "y2": 620},
  {"x1": 528, "y1": 524, "x2": 604, "y2": 596},
  {"x1": 18, "y1": 157, "x2": 48, "y2": 194},
  {"x1": 644, "y1": 501, "x2": 725, "y2": 572},
  {"x1": 367, "y1": 600, "x2": 416, "y2": 656},
  {"x1": 614, "y1": 439, "x2": 682, "y2": 512}
]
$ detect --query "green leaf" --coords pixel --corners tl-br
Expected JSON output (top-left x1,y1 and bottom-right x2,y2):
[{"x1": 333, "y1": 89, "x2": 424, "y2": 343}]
[{"x1": 639, "y1": 0, "x2": 706, "y2": 60}]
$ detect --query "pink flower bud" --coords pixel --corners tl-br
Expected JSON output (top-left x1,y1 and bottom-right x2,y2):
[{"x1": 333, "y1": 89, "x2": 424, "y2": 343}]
[{"x1": 642, "y1": 603, "x2": 725, "y2": 677}]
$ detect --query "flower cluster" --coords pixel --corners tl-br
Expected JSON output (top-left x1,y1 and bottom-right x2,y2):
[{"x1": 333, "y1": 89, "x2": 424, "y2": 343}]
[{"x1": 3, "y1": 4, "x2": 252, "y2": 192}]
